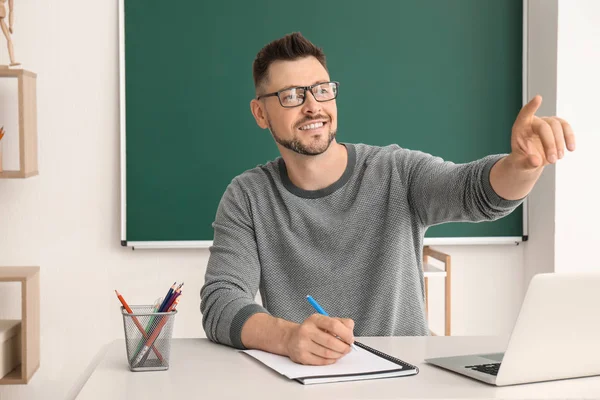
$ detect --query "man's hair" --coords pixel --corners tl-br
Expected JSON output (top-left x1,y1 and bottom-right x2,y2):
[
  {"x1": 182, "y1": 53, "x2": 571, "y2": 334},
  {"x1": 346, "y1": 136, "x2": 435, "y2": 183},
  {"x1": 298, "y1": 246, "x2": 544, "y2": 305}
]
[{"x1": 252, "y1": 32, "x2": 327, "y2": 94}]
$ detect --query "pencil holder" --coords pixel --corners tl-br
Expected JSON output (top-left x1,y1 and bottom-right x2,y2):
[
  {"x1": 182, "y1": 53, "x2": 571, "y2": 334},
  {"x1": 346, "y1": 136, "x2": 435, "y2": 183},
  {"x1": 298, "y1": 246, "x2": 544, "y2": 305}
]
[{"x1": 121, "y1": 305, "x2": 177, "y2": 372}]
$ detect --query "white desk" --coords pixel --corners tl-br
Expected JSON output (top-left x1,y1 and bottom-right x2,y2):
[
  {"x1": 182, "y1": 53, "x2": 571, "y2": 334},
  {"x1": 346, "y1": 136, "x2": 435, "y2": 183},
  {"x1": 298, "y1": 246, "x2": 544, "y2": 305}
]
[{"x1": 74, "y1": 336, "x2": 600, "y2": 399}]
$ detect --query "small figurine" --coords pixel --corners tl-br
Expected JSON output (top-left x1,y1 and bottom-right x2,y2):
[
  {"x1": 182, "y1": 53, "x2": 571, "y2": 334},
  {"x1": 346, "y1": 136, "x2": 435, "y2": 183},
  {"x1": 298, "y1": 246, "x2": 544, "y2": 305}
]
[{"x1": 0, "y1": 0, "x2": 19, "y2": 67}]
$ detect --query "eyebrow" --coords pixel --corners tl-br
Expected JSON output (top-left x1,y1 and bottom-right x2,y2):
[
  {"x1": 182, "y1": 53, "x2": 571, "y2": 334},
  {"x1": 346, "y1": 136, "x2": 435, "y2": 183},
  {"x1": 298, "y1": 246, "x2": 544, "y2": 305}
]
[{"x1": 278, "y1": 80, "x2": 329, "y2": 91}]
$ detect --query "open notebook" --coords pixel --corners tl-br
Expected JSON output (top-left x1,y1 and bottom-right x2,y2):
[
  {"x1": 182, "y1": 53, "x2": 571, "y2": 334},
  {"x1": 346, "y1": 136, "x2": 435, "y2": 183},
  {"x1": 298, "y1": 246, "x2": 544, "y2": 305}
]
[{"x1": 242, "y1": 341, "x2": 419, "y2": 385}]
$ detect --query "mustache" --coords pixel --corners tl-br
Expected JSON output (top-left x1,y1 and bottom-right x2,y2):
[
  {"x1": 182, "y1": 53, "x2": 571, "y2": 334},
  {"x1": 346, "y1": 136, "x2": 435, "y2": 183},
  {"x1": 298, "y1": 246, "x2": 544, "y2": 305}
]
[{"x1": 295, "y1": 115, "x2": 330, "y2": 128}]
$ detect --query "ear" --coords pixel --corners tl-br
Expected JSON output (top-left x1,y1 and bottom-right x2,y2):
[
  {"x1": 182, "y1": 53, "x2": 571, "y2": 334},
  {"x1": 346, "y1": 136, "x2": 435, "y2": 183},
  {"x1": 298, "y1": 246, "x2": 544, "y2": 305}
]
[{"x1": 250, "y1": 99, "x2": 269, "y2": 129}]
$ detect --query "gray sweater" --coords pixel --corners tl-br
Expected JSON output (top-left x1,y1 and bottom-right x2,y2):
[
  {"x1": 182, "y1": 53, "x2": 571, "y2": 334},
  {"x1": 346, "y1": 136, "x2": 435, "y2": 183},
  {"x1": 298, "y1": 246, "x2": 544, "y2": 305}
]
[{"x1": 200, "y1": 143, "x2": 522, "y2": 348}]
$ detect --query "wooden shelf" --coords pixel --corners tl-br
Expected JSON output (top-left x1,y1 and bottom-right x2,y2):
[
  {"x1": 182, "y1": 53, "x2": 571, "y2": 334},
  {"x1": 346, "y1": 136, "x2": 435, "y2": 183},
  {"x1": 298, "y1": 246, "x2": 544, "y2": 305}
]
[
  {"x1": 0, "y1": 365, "x2": 23, "y2": 384},
  {"x1": 0, "y1": 69, "x2": 36, "y2": 79},
  {"x1": 0, "y1": 267, "x2": 39, "y2": 280},
  {"x1": 423, "y1": 263, "x2": 446, "y2": 278},
  {"x1": 0, "y1": 170, "x2": 38, "y2": 179},
  {"x1": 0, "y1": 267, "x2": 40, "y2": 384},
  {"x1": 423, "y1": 246, "x2": 451, "y2": 336},
  {"x1": 0, "y1": 69, "x2": 38, "y2": 179}
]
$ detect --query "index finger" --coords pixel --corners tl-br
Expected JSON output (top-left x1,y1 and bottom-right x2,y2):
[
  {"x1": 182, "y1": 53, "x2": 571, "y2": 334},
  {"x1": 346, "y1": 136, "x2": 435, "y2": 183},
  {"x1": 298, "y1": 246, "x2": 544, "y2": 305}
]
[
  {"x1": 515, "y1": 95, "x2": 542, "y2": 126},
  {"x1": 314, "y1": 315, "x2": 355, "y2": 345}
]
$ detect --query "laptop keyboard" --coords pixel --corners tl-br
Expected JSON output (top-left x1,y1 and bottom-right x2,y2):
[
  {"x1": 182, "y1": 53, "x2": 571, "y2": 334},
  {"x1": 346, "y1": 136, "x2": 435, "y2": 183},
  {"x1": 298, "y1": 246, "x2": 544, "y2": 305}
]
[{"x1": 465, "y1": 363, "x2": 501, "y2": 376}]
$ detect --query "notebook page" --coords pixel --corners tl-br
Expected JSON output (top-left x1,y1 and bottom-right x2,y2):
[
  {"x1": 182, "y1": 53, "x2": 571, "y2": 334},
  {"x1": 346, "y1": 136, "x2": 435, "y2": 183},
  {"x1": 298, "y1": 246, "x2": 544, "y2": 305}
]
[{"x1": 243, "y1": 346, "x2": 401, "y2": 379}]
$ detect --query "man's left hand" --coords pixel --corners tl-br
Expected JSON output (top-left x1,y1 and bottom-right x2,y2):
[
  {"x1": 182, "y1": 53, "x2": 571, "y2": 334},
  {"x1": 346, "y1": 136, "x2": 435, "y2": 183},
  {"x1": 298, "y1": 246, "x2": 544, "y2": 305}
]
[{"x1": 510, "y1": 95, "x2": 576, "y2": 170}]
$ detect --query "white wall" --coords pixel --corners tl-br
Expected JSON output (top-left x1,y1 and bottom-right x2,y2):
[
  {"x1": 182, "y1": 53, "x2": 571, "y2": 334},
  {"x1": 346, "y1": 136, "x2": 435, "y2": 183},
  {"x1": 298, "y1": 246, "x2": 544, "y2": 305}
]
[
  {"x1": 0, "y1": 2, "x2": 209, "y2": 399},
  {"x1": 0, "y1": 1, "x2": 595, "y2": 399},
  {"x1": 425, "y1": 245, "x2": 524, "y2": 337},
  {"x1": 554, "y1": 0, "x2": 600, "y2": 272}
]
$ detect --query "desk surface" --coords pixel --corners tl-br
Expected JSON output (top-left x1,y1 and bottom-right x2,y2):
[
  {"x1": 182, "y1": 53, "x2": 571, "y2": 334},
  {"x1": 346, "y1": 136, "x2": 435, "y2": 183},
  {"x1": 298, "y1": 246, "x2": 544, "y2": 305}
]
[{"x1": 75, "y1": 336, "x2": 600, "y2": 400}]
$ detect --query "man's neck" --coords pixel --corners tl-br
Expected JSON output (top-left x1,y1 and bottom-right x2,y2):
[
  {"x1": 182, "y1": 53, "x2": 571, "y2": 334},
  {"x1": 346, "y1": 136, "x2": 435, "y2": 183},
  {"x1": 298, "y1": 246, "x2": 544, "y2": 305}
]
[{"x1": 280, "y1": 141, "x2": 348, "y2": 191}]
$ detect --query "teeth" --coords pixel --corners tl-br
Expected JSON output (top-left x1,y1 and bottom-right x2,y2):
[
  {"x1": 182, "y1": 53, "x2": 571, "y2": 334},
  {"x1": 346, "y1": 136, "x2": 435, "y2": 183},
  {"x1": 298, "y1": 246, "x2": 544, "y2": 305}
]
[{"x1": 300, "y1": 122, "x2": 324, "y2": 130}]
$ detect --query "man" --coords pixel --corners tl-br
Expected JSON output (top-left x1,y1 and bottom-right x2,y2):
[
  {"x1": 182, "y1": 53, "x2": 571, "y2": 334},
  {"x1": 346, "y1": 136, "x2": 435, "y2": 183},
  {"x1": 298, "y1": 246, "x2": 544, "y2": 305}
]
[{"x1": 200, "y1": 32, "x2": 575, "y2": 366}]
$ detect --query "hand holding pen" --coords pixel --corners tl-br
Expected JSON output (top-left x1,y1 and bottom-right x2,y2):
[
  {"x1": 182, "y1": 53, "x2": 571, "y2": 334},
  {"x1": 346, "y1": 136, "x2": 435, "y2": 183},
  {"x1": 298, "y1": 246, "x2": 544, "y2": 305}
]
[
  {"x1": 282, "y1": 295, "x2": 356, "y2": 366},
  {"x1": 306, "y1": 295, "x2": 358, "y2": 351}
]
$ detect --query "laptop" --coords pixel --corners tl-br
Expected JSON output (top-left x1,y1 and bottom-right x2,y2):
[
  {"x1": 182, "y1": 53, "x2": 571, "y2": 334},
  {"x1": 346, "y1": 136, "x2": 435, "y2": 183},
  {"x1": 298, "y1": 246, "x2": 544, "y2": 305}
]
[{"x1": 425, "y1": 272, "x2": 600, "y2": 386}]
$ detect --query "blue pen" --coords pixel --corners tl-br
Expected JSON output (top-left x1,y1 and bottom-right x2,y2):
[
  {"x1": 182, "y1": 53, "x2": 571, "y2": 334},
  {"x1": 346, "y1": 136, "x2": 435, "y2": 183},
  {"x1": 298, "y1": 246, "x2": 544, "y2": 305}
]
[{"x1": 306, "y1": 295, "x2": 358, "y2": 351}]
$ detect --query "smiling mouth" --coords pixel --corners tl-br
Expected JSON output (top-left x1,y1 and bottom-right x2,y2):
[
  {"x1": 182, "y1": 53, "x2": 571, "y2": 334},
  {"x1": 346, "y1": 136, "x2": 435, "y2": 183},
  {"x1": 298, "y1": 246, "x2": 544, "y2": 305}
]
[{"x1": 298, "y1": 121, "x2": 327, "y2": 131}]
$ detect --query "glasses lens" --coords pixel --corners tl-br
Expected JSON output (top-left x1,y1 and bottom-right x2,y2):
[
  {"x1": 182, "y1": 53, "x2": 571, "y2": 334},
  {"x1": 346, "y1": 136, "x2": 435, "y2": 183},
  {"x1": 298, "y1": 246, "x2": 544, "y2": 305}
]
[
  {"x1": 312, "y1": 82, "x2": 338, "y2": 101},
  {"x1": 278, "y1": 88, "x2": 305, "y2": 107}
]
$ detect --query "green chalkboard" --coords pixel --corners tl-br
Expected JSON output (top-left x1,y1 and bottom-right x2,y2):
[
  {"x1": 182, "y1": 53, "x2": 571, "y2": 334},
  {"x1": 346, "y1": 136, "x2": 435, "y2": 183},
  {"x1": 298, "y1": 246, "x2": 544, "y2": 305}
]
[{"x1": 121, "y1": 0, "x2": 524, "y2": 245}]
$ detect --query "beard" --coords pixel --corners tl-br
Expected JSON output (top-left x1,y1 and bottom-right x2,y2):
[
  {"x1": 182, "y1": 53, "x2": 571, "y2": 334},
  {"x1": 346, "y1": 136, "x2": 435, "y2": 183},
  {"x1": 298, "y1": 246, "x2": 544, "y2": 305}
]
[{"x1": 267, "y1": 116, "x2": 337, "y2": 156}]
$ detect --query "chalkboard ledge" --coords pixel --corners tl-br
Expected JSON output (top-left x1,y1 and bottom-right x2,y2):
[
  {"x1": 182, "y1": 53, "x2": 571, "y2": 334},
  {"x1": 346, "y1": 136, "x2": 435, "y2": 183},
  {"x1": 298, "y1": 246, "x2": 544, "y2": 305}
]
[{"x1": 121, "y1": 237, "x2": 523, "y2": 249}]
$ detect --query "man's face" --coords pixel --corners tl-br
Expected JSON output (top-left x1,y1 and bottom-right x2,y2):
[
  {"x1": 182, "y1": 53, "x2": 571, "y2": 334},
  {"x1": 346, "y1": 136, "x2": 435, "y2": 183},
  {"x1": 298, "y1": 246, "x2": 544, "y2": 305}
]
[{"x1": 251, "y1": 56, "x2": 338, "y2": 156}]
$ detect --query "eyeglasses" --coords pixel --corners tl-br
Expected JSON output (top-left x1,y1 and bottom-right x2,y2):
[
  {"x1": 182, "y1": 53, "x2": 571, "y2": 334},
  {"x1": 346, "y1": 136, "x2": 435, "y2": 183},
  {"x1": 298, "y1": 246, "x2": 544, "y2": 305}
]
[{"x1": 257, "y1": 81, "x2": 339, "y2": 108}]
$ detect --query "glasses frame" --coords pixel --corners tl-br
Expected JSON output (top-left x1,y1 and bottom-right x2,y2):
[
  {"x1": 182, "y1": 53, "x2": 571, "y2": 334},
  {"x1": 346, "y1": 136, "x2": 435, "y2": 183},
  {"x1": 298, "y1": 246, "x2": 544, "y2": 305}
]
[{"x1": 256, "y1": 81, "x2": 339, "y2": 108}]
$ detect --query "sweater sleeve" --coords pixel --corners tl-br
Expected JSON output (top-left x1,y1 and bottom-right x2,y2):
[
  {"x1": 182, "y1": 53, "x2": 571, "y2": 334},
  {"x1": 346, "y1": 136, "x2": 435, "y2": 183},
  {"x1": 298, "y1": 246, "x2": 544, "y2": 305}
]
[
  {"x1": 200, "y1": 178, "x2": 269, "y2": 349},
  {"x1": 394, "y1": 149, "x2": 524, "y2": 227}
]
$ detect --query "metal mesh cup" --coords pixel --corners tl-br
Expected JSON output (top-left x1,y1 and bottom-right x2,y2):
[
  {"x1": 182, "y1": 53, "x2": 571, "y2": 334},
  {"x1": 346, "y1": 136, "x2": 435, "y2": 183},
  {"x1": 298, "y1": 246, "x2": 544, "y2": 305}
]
[{"x1": 121, "y1": 305, "x2": 177, "y2": 371}]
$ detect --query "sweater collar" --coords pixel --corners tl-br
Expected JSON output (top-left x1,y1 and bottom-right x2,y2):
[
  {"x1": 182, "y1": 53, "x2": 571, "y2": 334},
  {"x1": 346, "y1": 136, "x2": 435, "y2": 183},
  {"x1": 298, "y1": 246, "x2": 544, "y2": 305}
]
[{"x1": 278, "y1": 143, "x2": 356, "y2": 199}]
